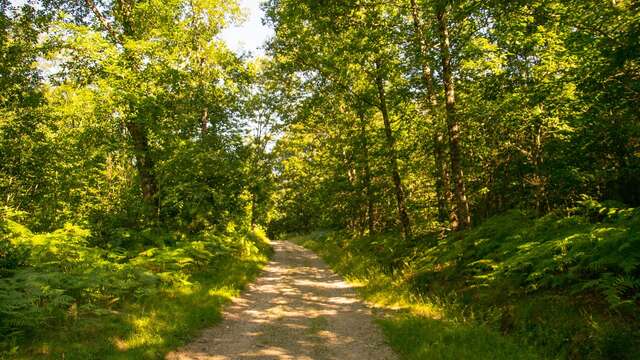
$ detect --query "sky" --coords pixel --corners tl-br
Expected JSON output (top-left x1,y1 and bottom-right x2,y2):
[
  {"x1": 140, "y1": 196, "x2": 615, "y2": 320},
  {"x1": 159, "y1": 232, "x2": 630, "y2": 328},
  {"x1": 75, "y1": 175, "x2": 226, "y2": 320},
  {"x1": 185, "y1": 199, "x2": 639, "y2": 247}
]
[{"x1": 219, "y1": 0, "x2": 273, "y2": 57}]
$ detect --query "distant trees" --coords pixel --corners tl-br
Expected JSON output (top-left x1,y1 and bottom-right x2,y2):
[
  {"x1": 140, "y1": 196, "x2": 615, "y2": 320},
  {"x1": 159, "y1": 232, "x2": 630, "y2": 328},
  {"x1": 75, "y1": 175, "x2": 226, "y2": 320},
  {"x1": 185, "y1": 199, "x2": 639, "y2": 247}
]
[{"x1": 265, "y1": 0, "x2": 640, "y2": 236}]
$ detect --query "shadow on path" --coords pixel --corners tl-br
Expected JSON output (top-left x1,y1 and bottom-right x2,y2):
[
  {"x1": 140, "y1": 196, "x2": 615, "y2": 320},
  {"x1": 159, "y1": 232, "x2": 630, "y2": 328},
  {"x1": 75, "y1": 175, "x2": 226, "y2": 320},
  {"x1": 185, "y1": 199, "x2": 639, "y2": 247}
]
[{"x1": 167, "y1": 240, "x2": 397, "y2": 360}]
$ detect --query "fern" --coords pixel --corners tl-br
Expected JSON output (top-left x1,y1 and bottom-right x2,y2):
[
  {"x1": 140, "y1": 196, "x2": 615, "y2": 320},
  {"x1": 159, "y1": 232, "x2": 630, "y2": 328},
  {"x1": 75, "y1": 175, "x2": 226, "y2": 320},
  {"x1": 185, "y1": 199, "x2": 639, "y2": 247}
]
[{"x1": 1, "y1": 220, "x2": 256, "y2": 341}]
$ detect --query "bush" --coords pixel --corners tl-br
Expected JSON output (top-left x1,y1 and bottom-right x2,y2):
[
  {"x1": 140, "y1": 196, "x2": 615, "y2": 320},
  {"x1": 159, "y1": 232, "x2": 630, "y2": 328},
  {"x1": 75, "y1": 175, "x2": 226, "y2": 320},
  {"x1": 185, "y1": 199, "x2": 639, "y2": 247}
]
[
  {"x1": 301, "y1": 205, "x2": 640, "y2": 358},
  {"x1": 0, "y1": 209, "x2": 30, "y2": 278},
  {"x1": 0, "y1": 240, "x2": 29, "y2": 278},
  {"x1": 0, "y1": 219, "x2": 266, "y2": 349},
  {"x1": 405, "y1": 207, "x2": 640, "y2": 310}
]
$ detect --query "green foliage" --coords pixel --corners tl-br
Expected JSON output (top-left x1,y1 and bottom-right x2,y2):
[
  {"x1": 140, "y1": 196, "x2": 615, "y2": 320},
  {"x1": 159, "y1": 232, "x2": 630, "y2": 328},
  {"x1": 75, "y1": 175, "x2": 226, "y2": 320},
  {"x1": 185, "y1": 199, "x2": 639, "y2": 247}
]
[
  {"x1": 265, "y1": 0, "x2": 640, "y2": 237},
  {"x1": 407, "y1": 204, "x2": 640, "y2": 312},
  {"x1": 0, "y1": 240, "x2": 28, "y2": 277},
  {"x1": 1, "y1": 1, "x2": 279, "y2": 356},
  {"x1": 0, "y1": 219, "x2": 271, "y2": 357},
  {"x1": 1, "y1": 0, "x2": 269, "y2": 237},
  {"x1": 297, "y1": 223, "x2": 640, "y2": 359}
]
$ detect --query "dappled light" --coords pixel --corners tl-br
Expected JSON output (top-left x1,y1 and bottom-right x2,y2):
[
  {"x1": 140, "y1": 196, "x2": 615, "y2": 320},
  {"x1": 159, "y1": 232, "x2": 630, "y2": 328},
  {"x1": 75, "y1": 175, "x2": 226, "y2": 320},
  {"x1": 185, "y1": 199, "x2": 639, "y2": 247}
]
[
  {"x1": 1, "y1": 0, "x2": 639, "y2": 358},
  {"x1": 168, "y1": 241, "x2": 396, "y2": 360}
]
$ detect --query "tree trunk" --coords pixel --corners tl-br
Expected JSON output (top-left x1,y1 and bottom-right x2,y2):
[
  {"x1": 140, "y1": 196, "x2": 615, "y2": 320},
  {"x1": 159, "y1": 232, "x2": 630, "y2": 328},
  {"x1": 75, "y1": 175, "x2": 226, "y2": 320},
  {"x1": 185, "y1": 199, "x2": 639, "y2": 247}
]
[
  {"x1": 126, "y1": 120, "x2": 160, "y2": 217},
  {"x1": 251, "y1": 192, "x2": 257, "y2": 231},
  {"x1": 374, "y1": 60, "x2": 412, "y2": 239},
  {"x1": 436, "y1": 8, "x2": 471, "y2": 230},
  {"x1": 434, "y1": 132, "x2": 454, "y2": 223},
  {"x1": 359, "y1": 111, "x2": 375, "y2": 235},
  {"x1": 410, "y1": 0, "x2": 437, "y2": 108},
  {"x1": 85, "y1": 0, "x2": 161, "y2": 218},
  {"x1": 531, "y1": 115, "x2": 549, "y2": 215},
  {"x1": 409, "y1": 0, "x2": 451, "y2": 224}
]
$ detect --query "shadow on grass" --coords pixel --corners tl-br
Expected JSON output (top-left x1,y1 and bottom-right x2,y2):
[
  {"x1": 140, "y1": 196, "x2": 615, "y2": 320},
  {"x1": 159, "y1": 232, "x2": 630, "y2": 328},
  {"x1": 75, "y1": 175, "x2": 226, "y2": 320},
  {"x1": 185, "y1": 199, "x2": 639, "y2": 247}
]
[
  {"x1": 378, "y1": 312, "x2": 538, "y2": 360},
  {"x1": 14, "y1": 257, "x2": 266, "y2": 360},
  {"x1": 290, "y1": 233, "x2": 545, "y2": 360}
]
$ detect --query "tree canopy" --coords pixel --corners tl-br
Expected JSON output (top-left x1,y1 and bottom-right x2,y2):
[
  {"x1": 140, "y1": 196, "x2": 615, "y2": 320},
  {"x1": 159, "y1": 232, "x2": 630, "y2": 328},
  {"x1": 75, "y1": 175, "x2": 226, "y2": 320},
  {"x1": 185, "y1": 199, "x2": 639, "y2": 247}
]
[{"x1": 1, "y1": 0, "x2": 639, "y2": 358}]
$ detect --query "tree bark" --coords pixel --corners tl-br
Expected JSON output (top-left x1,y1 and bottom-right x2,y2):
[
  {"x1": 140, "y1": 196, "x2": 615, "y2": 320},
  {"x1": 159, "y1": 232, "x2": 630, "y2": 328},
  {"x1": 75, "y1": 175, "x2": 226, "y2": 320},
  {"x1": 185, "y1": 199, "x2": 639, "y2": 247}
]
[
  {"x1": 409, "y1": 0, "x2": 452, "y2": 224},
  {"x1": 409, "y1": 0, "x2": 437, "y2": 108},
  {"x1": 359, "y1": 111, "x2": 375, "y2": 235},
  {"x1": 434, "y1": 132, "x2": 454, "y2": 223},
  {"x1": 374, "y1": 60, "x2": 412, "y2": 239},
  {"x1": 436, "y1": 8, "x2": 471, "y2": 230},
  {"x1": 126, "y1": 120, "x2": 160, "y2": 216}
]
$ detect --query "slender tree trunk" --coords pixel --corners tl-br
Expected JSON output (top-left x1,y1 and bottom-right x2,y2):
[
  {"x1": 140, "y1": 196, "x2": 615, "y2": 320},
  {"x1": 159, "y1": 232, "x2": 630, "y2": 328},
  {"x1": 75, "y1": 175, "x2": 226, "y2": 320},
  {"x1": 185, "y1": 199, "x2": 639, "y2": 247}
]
[
  {"x1": 531, "y1": 115, "x2": 549, "y2": 215},
  {"x1": 126, "y1": 120, "x2": 160, "y2": 216},
  {"x1": 374, "y1": 60, "x2": 412, "y2": 239},
  {"x1": 409, "y1": 0, "x2": 451, "y2": 224},
  {"x1": 359, "y1": 112, "x2": 375, "y2": 235},
  {"x1": 345, "y1": 150, "x2": 360, "y2": 232},
  {"x1": 436, "y1": 8, "x2": 471, "y2": 230},
  {"x1": 410, "y1": 0, "x2": 437, "y2": 107},
  {"x1": 251, "y1": 192, "x2": 257, "y2": 231},
  {"x1": 434, "y1": 133, "x2": 454, "y2": 222}
]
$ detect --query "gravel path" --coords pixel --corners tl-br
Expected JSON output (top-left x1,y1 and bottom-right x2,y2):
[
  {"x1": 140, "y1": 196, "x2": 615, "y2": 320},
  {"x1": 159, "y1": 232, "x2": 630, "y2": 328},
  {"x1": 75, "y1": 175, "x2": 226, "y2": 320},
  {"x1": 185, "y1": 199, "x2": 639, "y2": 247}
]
[{"x1": 167, "y1": 240, "x2": 397, "y2": 360}]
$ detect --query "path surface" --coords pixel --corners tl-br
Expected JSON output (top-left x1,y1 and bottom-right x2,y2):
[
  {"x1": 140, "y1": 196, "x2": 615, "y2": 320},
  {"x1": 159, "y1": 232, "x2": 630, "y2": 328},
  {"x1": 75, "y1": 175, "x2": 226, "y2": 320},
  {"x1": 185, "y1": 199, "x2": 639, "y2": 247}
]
[{"x1": 167, "y1": 240, "x2": 397, "y2": 360}]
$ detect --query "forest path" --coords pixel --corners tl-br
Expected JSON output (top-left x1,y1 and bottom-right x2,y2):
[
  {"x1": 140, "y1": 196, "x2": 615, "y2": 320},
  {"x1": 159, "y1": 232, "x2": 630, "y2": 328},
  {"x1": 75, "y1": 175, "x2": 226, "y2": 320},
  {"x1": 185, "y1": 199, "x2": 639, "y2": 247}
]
[{"x1": 166, "y1": 240, "x2": 397, "y2": 360}]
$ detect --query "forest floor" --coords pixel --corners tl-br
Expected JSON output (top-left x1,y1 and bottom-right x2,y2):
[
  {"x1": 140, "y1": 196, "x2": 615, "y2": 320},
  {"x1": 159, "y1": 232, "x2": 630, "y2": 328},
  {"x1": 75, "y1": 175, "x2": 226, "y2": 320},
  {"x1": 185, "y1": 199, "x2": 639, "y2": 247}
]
[{"x1": 167, "y1": 240, "x2": 397, "y2": 360}]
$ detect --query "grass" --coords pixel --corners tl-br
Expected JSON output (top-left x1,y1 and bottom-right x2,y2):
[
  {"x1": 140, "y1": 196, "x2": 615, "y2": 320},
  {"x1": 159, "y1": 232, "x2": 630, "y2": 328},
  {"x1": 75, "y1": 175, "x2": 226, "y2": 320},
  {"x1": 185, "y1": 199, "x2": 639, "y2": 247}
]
[
  {"x1": 2, "y1": 230, "x2": 271, "y2": 359},
  {"x1": 291, "y1": 206, "x2": 640, "y2": 360},
  {"x1": 15, "y1": 259, "x2": 265, "y2": 359},
  {"x1": 292, "y1": 231, "x2": 541, "y2": 360},
  {"x1": 380, "y1": 315, "x2": 539, "y2": 360}
]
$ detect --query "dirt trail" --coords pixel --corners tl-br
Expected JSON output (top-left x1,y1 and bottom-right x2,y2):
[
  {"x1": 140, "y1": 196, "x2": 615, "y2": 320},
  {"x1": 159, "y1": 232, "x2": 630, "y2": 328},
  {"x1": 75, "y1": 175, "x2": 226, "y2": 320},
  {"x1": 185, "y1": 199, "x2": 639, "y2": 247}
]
[{"x1": 167, "y1": 240, "x2": 397, "y2": 360}]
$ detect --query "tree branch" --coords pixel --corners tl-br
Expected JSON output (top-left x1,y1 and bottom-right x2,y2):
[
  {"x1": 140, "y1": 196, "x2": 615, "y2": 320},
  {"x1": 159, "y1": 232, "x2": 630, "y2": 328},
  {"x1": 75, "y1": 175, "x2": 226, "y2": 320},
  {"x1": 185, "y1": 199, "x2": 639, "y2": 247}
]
[{"x1": 84, "y1": 0, "x2": 122, "y2": 44}]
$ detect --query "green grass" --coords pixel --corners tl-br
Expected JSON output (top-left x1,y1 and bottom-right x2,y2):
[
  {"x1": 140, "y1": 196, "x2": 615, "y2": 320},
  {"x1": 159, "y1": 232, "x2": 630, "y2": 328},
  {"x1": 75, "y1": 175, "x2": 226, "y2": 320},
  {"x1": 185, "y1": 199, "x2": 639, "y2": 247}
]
[
  {"x1": 1, "y1": 223, "x2": 272, "y2": 359},
  {"x1": 380, "y1": 315, "x2": 539, "y2": 360},
  {"x1": 11, "y1": 257, "x2": 267, "y2": 359},
  {"x1": 292, "y1": 232, "x2": 541, "y2": 360},
  {"x1": 291, "y1": 206, "x2": 640, "y2": 360}
]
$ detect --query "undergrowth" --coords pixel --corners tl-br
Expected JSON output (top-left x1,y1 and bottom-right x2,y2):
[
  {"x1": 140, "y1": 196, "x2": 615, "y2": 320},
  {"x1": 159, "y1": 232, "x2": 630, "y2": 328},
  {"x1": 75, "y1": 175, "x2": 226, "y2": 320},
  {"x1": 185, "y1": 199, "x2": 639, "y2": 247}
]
[
  {"x1": 0, "y1": 212, "x2": 271, "y2": 359},
  {"x1": 292, "y1": 199, "x2": 640, "y2": 359}
]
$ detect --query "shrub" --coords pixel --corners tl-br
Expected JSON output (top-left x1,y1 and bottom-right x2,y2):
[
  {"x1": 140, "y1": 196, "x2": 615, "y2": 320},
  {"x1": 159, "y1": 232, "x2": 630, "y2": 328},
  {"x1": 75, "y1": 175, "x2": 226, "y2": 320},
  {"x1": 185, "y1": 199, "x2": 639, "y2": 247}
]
[{"x1": 0, "y1": 219, "x2": 265, "y2": 348}]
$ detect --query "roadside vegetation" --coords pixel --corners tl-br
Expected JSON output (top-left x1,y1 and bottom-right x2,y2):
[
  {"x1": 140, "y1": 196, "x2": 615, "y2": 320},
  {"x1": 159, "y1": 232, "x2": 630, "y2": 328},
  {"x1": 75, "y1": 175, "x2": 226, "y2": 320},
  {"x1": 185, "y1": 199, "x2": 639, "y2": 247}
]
[
  {"x1": 1, "y1": 1, "x2": 274, "y2": 358},
  {"x1": 293, "y1": 199, "x2": 640, "y2": 359},
  {"x1": 265, "y1": 1, "x2": 640, "y2": 358},
  {"x1": 1, "y1": 209, "x2": 270, "y2": 359},
  {"x1": 2, "y1": 0, "x2": 639, "y2": 359}
]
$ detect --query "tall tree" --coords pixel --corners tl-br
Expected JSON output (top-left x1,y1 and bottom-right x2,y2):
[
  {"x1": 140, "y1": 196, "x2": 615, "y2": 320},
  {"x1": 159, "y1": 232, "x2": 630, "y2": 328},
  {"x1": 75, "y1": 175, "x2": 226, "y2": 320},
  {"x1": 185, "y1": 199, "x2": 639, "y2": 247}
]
[
  {"x1": 375, "y1": 59, "x2": 412, "y2": 239},
  {"x1": 436, "y1": 3, "x2": 471, "y2": 230},
  {"x1": 409, "y1": 0, "x2": 452, "y2": 224}
]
